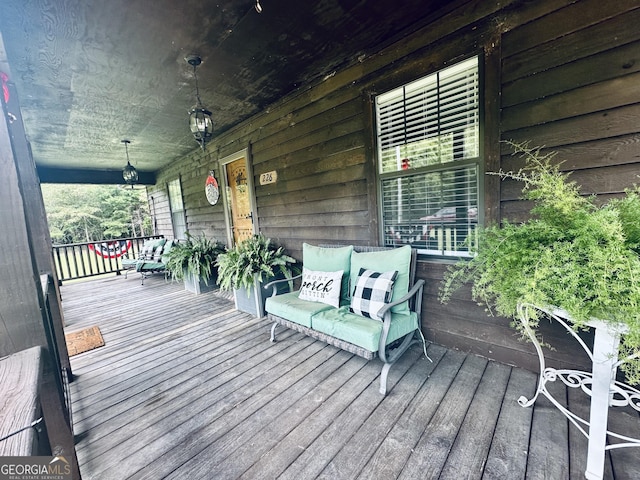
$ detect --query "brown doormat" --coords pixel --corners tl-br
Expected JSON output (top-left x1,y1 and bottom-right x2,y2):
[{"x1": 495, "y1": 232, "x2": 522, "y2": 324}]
[{"x1": 65, "y1": 326, "x2": 105, "y2": 356}]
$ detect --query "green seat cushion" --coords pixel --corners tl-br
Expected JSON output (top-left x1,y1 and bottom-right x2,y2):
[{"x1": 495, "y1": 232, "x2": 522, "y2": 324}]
[
  {"x1": 303, "y1": 243, "x2": 353, "y2": 301},
  {"x1": 311, "y1": 307, "x2": 418, "y2": 352},
  {"x1": 136, "y1": 261, "x2": 165, "y2": 272},
  {"x1": 121, "y1": 258, "x2": 139, "y2": 268},
  {"x1": 265, "y1": 291, "x2": 334, "y2": 328},
  {"x1": 349, "y1": 245, "x2": 412, "y2": 314}
]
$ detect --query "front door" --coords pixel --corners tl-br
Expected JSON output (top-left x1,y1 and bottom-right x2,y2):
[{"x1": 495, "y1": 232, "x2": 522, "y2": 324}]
[{"x1": 225, "y1": 158, "x2": 254, "y2": 243}]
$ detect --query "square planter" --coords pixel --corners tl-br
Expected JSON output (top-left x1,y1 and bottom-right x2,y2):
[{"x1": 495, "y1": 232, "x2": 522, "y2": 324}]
[
  {"x1": 183, "y1": 272, "x2": 218, "y2": 295},
  {"x1": 233, "y1": 273, "x2": 288, "y2": 317}
]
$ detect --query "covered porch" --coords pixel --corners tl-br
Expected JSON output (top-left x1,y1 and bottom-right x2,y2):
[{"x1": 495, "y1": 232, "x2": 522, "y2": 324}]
[{"x1": 63, "y1": 274, "x2": 640, "y2": 479}]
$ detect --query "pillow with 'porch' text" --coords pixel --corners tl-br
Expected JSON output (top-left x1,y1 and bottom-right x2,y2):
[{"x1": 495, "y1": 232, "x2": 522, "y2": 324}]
[{"x1": 298, "y1": 268, "x2": 343, "y2": 308}]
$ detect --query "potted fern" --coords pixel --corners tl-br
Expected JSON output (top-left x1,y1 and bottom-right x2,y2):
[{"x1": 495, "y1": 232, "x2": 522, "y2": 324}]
[
  {"x1": 164, "y1": 233, "x2": 225, "y2": 294},
  {"x1": 440, "y1": 142, "x2": 640, "y2": 385},
  {"x1": 216, "y1": 234, "x2": 296, "y2": 317}
]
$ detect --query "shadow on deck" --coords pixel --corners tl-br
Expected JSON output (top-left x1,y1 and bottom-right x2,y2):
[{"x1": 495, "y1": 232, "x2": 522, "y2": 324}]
[{"x1": 61, "y1": 274, "x2": 640, "y2": 479}]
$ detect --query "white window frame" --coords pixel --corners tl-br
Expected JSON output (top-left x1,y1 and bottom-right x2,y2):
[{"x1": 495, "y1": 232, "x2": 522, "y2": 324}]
[
  {"x1": 167, "y1": 177, "x2": 187, "y2": 240},
  {"x1": 375, "y1": 55, "x2": 482, "y2": 257}
]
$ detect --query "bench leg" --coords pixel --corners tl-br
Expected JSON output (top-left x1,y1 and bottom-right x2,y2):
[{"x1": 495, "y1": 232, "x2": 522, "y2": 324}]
[
  {"x1": 380, "y1": 362, "x2": 392, "y2": 395},
  {"x1": 378, "y1": 330, "x2": 421, "y2": 395},
  {"x1": 270, "y1": 322, "x2": 278, "y2": 342}
]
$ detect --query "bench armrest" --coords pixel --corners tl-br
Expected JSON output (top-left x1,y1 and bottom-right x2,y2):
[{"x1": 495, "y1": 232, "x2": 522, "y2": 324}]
[
  {"x1": 264, "y1": 273, "x2": 302, "y2": 296},
  {"x1": 377, "y1": 279, "x2": 425, "y2": 362},
  {"x1": 378, "y1": 278, "x2": 425, "y2": 319}
]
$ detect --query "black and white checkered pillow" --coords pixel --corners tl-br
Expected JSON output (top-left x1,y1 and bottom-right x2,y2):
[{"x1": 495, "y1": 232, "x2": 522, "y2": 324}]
[{"x1": 350, "y1": 268, "x2": 398, "y2": 321}]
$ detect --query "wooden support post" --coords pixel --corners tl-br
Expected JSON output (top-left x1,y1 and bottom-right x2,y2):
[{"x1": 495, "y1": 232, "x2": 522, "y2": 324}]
[{"x1": 0, "y1": 54, "x2": 80, "y2": 478}]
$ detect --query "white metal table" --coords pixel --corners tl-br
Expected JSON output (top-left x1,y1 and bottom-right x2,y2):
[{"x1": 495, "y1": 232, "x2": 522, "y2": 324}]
[{"x1": 516, "y1": 304, "x2": 640, "y2": 480}]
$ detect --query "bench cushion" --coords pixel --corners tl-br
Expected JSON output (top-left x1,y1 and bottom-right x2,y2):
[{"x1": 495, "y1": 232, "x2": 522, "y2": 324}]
[
  {"x1": 122, "y1": 238, "x2": 166, "y2": 268},
  {"x1": 303, "y1": 243, "x2": 353, "y2": 301},
  {"x1": 311, "y1": 307, "x2": 418, "y2": 352},
  {"x1": 349, "y1": 245, "x2": 412, "y2": 314},
  {"x1": 121, "y1": 258, "x2": 139, "y2": 268},
  {"x1": 265, "y1": 291, "x2": 334, "y2": 328},
  {"x1": 136, "y1": 260, "x2": 165, "y2": 272}
]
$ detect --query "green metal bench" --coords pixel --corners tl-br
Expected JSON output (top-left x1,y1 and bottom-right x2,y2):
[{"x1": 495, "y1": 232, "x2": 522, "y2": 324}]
[
  {"x1": 265, "y1": 244, "x2": 429, "y2": 395},
  {"x1": 135, "y1": 240, "x2": 175, "y2": 285},
  {"x1": 122, "y1": 238, "x2": 166, "y2": 279}
]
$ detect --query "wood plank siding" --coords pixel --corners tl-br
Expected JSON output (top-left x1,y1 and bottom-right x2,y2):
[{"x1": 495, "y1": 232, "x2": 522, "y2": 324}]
[
  {"x1": 63, "y1": 275, "x2": 640, "y2": 479},
  {"x1": 146, "y1": 1, "x2": 640, "y2": 374}
]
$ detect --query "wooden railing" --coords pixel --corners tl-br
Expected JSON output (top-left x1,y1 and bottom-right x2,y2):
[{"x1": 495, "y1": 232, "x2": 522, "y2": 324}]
[{"x1": 52, "y1": 235, "x2": 164, "y2": 283}]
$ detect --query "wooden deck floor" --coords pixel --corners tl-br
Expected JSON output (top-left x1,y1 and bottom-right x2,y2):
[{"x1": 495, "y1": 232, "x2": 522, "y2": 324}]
[{"x1": 61, "y1": 274, "x2": 640, "y2": 480}]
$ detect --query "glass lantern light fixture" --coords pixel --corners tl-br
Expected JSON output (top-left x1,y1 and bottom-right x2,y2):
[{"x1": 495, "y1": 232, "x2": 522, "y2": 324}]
[
  {"x1": 186, "y1": 54, "x2": 213, "y2": 150},
  {"x1": 121, "y1": 139, "x2": 138, "y2": 187}
]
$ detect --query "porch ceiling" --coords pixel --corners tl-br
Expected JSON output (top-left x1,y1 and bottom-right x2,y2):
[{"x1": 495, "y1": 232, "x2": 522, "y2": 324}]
[{"x1": 0, "y1": 0, "x2": 451, "y2": 184}]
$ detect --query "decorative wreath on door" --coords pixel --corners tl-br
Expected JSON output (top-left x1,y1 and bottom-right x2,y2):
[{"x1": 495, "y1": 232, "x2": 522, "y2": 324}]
[{"x1": 205, "y1": 171, "x2": 219, "y2": 205}]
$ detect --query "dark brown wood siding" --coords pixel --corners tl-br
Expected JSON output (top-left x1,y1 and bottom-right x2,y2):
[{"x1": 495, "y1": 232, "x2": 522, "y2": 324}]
[
  {"x1": 150, "y1": 0, "x2": 640, "y2": 374},
  {"x1": 148, "y1": 149, "x2": 229, "y2": 242}
]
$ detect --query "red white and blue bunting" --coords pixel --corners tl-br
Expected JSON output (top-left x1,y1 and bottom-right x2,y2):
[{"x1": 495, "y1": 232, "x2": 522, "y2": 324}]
[{"x1": 88, "y1": 240, "x2": 132, "y2": 258}]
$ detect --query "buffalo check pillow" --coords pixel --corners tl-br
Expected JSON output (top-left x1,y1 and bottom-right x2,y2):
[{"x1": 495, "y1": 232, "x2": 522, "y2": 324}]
[{"x1": 349, "y1": 268, "x2": 398, "y2": 321}]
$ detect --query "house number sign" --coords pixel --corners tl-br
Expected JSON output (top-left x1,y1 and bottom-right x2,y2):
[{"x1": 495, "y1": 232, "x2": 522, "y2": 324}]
[{"x1": 260, "y1": 170, "x2": 277, "y2": 185}]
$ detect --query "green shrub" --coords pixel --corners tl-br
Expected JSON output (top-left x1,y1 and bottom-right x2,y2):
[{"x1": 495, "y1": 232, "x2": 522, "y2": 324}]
[
  {"x1": 164, "y1": 233, "x2": 225, "y2": 285},
  {"x1": 440, "y1": 142, "x2": 640, "y2": 384},
  {"x1": 216, "y1": 234, "x2": 296, "y2": 291}
]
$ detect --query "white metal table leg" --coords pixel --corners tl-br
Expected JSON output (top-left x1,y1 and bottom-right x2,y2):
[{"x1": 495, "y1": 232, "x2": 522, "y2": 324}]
[
  {"x1": 584, "y1": 321, "x2": 621, "y2": 480},
  {"x1": 517, "y1": 305, "x2": 640, "y2": 480}
]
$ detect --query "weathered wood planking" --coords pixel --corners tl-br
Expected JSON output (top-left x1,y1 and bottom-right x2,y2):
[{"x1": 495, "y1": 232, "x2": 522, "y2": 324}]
[
  {"x1": 63, "y1": 276, "x2": 635, "y2": 479},
  {"x1": 438, "y1": 362, "x2": 512, "y2": 478},
  {"x1": 482, "y1": 368, "x2": 537, "y2": 479},
  {"x1": 0, "y1": 346, "x2": 43, "y2": 456},
  {"x1": 525, "y1": 380, "x2": 570, "y2": 479}
]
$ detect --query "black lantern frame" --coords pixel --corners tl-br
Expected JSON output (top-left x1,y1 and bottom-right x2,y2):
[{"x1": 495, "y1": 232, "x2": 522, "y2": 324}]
[
  {"x1": 121, "y1": 139, "x2": 138, "y2": 186},
  {"x1": 186, "y1": 55, "x2": 213, "y2": 150}
]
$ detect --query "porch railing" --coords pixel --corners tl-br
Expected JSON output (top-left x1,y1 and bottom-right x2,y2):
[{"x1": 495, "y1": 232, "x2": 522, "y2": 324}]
[{"x1": 52, "y1": 235, "x2": 164, "y2": 283}]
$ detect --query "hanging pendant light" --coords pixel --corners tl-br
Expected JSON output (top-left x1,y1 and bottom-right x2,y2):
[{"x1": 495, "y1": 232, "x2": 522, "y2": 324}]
[
  {"x1": 121, "y1": 139, "x2": 138, "y2": 187},
  {"x1": 186, "y1": 54, "x2": 213, "y2": 150}
]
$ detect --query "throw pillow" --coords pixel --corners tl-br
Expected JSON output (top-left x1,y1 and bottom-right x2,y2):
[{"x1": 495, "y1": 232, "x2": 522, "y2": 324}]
[
  {"x1": 303, "y1": 243, "x2": 353, "y2": 301},
  {"x1": 350, "y1": 268, "x2": 398, "y2": 321},
  {"x1": 349, "y1": 245, "x2": 411, "y2": 314},
  {"x1": 298, "y1": 268, "x2": 344, "y2": 308}
]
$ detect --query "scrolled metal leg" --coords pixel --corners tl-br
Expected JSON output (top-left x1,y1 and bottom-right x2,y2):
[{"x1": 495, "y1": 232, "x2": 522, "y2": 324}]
[{"x1": 270, "y1": 322, "x2": 278, "y2": 342}]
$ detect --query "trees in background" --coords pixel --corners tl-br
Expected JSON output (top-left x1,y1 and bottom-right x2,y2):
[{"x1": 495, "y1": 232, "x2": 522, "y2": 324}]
[{"x1": 41, "y1": 184, "x2": 151, "y2": 244}]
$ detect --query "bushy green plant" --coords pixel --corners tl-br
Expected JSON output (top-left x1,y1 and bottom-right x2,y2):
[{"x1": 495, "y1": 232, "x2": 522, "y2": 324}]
[
  {"x1": 440, "y1": 142, "x2": 640, "y2": 384},
  {"x1": 216, "y1": 234, "x2": 296, "y2": 291},
  {"x1": 164, "y1": 233, "x2": 225, "y2": 285}
]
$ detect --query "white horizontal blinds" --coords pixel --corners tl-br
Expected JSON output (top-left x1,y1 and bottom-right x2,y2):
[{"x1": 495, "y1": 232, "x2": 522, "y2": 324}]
[
  {"x1": 376, "y1": 56, "x2": 480, "y2": 256},
  {"x1": 382, "y1": 165, "x2": 478, "y2": 255},
  {"x1": 376, "y1": 56, "x2": 479, "y2": 173}
]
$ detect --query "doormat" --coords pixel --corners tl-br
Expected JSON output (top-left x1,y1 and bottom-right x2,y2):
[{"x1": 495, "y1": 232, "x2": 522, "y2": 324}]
[{"x1": 65, "y1": 326, "x2": 105, "y2": 356}]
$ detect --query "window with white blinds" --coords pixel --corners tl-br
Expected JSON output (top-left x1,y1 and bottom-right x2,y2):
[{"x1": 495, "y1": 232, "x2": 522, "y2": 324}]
[
  {"x1": 168, "y1": 178, "x2": 187, "y2": 240},
  {"x1": 375, "y1": 56, "x2": 480, "y2": 256}
]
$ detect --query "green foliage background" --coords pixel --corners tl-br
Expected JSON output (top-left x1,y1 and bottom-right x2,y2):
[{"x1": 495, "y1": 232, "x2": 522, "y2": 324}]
[
  {"x1": 440, "y1": 143, "x2": 640, "y2": 384},
  {"x1": 42, "y1": 184, "x2": 151, "y2": 244}
]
